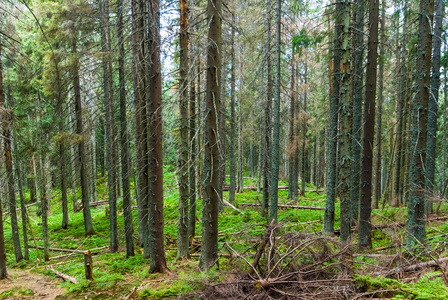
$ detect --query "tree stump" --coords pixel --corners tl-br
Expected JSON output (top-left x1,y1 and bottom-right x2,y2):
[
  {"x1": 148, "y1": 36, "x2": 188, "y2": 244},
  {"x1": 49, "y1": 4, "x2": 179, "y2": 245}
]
[{"x1": 84, "y1": 250, "x2": 93, "y2": 280}]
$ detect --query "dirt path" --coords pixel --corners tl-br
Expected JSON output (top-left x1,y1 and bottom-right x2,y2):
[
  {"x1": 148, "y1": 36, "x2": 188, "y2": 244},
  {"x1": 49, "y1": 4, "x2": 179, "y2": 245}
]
[{"x1": 0, "y1": 269, "x2": 66, "y2": 299}]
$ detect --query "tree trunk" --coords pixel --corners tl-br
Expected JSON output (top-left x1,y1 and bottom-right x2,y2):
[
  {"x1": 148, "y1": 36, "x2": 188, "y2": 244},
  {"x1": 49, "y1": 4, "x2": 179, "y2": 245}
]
[
  {"x1": 218, "y1": 28, "x2": 227, "y2": 209},
  {"x1": 0, "y1": 46, "x2": 22, "y2": 262},
  {"x1": 188, "y1": 50, "x2": 197, "y2": 240},
  {"x1": 301, "y1": 60, "x2": 309, "y2": 197},
  {"x1": 425, "y1": 0, "x2": 443, "y2": 213},
  {"x1": 177, "y1": 0, "x2": 190, "y2": 259},
  {"x1": 199, "y1": 0, "x2": 221, "y2": 270},
  {"x1": 337, "y1": 0, "x2": 352, "y2": 243},
  {"x1": 350, "y1": 0, "x2": 364, "y2": 220},
  {"x1": 228, "y1": 18, "x2": 237, "y2": 202},
  {"x1": 68, "y1": 91, "x2": 78, "y2": 213},
  {"x1": 359, "y1": 0, "x2": 379, "y2": 249},
  {"x1": 100, "y1": 0, "x2": 117, "y2": 252},
  {"x1": 132, "y1": 0, "x2": 148, "y2": 249},
  {"x1": 288, "y1": 61, "x2": 295, "y2": 199},
  {"x1": 72, "y1": 38, "x2": 94, "y2": 236},
  {"x1": 148, "y1": 0, "x2": 168, "y2": 273},
  {"x1": 269, "y1": 0, "x2": 281, "y2": 222},
  {"x1": 406, "y1": 0, "x2": 434, "y2": 247},
  {"x1": 372, "y1": 0, "x2": 386, "y2": 210},
  {"x1": 0, "y1": 193, "x2": 7, "y2": 278},
  {"x1": 262, "y1": 0, "x2": 272, "y2": 214},
  {"x1": 118, "y1": 0, "x2": 134, "y2": 258}
]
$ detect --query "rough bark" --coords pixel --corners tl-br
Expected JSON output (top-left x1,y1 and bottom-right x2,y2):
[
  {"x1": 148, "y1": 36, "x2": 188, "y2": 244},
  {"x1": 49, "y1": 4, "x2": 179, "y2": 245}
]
[
  {"x1": 148, "y1": 0, "x2": 168, "y2": 273},
  {"x1": 406, "y1": 0, "x2": 434, "y2": 247},
  {"x1": 372, "y1": 0, "x2": 386, "y2": 209},
  {"x1": 118, "y1": 0, "x2": 134, "y2": 258},
  {"x1": 288, "y1": 61, "x2": 296, "y2": 199},
  {"x1": 0, "y1": 194, "x2": 7, "y2": 279},
  {"x1": 262, "y1": 0, "x2": 272, "y2": 214},
  {"x1": 199, "y1": 0, "x2": 221, "y2": 270},
  {"x1": 177, "y1": 0, "x2": 190, "y2": 259},
  {"x1": 350, "y1": 0, "x2": 364, "y2": 220},
  {"x1": 0, "y1": 45, "x2": 23, "y2": 262},
  {"x1": 188, "y1": 51, "x2": 197, "y2": 240},
  {"x1": 359, "y1": 0, "x2": 379, "y2": 249},
  {"x1": 269, "y1": 0, "x2": 281, "y2": 222},
  {"x1": 337, "y1": 0, "x2": 352, "y2": 243},
  {"x1": 425, "y1": 0, "x2": 443, "y2": 213},
  {"x1": 229, "y1": 18, "x2": 237, "y2": 203}
]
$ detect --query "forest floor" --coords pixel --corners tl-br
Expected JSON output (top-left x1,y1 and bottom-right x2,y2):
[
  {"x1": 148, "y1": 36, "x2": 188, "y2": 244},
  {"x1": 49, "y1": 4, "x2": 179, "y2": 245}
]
[
  {"x1": 2, "y1": 174, "x2": 448, "y2": 299},
  {"x1": 0, "y1": 268, "x2": 65, "y2": 299}
]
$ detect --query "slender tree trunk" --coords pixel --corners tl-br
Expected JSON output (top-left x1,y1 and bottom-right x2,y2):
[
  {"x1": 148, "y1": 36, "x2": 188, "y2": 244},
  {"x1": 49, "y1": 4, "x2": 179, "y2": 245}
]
[
  {"x1": 0, "y1": 48, "x2": 22, "y2": 262},
  {"x1": 68, "y1": 90, "x2": 78, "y2": 212},
  {"x1": 324, "y1": 4, "x2": 341, "y2": 234},
  {"x1": 228, "y1": 18, "x2": 237, "y2": 202},
  {"x1": 301, "y1": 60, "x2": 309, "y2": 197},
  {"x1": 199, "y1": 0, "x2": 221, "y2": 270},
  {"x1": 100, "y1": 0, "x2": 118, "y2": 252},
  {"x1": 337, "y1": 0, "x2": 352, "y2": 243},
  {"x1": 117, "y1": 0, "x2": 134, "y2": 258},
  {"x1": 406, "y1": 0, "x2": 434, "y2": 247},
  {"x1": 148, "y1": 0, "x2": 168, "y2": 273},
  {"x1": 269, "y1": 0, "x2": 281, "y2": 222},
  {"x1": 288, "y1": 61, "x2": 295, "y2": 199},
  {"x1": 262, "y1": 0, "x2": 272, "y2": 214},
  {"x1": 218, "y1": 29, "x2": 227, "y2": 209},
  {"x1": 188, "y1": 50, "x2": 197, "y2": 240},
  {"x1": 177, "y1": 0, "x2": 190, "y2": 259},
  {"x1": 350, "y1": 0, "x2": 364, "y2": 220},
  {"x1": 132, "y1": 0, "x2": 148, "y2": 249},
  {"x1": 249, "y1": 145, "x2": 254, "y2": 178},
  {"x1": 425, "y1": 0, "x2": 443, "y2": 213},
  {"x1": 0, "y1": 193, "x2": 7, "y2": 278},
  {"x1": 237, "y1": 79, "x2": 244, "y2": 193},
  {"x1": 359, "y1": 0, "x2": 379, "y2": 249},
  {"x1": 373, "y1": 0, "x2": 386, "y2": 210},
  {"x1": 15, "y1": 146, "x2": 29, "y2": 260},
  {"x1": 38, "y1": 151, "x2": 49, "y2": 261},
  {"x1": 72, "y1": 39, "x2": 94, "y2": 236}
]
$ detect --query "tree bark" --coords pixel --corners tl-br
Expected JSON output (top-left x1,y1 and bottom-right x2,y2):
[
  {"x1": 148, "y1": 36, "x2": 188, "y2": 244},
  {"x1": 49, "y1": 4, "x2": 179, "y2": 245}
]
[
  {"x1": 359, "y1": 0, "x2": 379, "y2": 249},
  {"x1": 229, "y1": 18, "x2": 237, "y2": 202},
  {"x1": 117, "y1": 0, "x2": 134, "y2": 258},
  {"x1": 425, "y1": 0, "x2": 443, "y2": 213},
  {"x1": 406, "y1": 0, "x2": 434, "y2": 247},
  {"x1": 147, "y1": 0, "x2": 168, "y2": 273},
  {"x1": 199, "y1": 0, "x2": 222, "y2": 270},
  {"x1": 269, "y1": 0, "x2": 281, "y2": 222},
  {"x1": 72, "y1": 38, "x2": 94, "y2": 236}
]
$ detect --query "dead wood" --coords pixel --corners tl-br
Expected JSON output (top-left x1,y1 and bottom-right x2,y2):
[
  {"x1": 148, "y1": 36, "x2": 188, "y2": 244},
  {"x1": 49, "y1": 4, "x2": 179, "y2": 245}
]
[
  {"x1": 30, "y1": 245, "x2": 107, "y2": 255},
  {"x1": 49, "y1": 268, "x2": 78, "y2": 284},
  {"x1": 371, "y1": 257, "x2": 448, "y2": 277},
  {"x1": 250, "y1": 219, "x2": 276, "y2": 275},
  {"x1": 2, "y1": 202, "x2": 37, "y2": 216},
  {"x1": 240, "y1": 203, "x2": 325, "y2": 210},
  {"x1": 89, "y1": 200, "x2": 109, "y2": 207}
]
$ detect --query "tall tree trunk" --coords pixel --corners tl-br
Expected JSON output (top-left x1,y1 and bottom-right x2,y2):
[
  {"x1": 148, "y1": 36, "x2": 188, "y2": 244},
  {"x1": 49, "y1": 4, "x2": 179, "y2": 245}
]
[
  {"x1": 373, "y1": 0, "x2": 386, "y2": 209},
  {"x1": 269, "y1": 0, "x2": 281, "y2": 222},
  {"x1": 0, "y1": 193, "x2": 7, "y2": 278},
  {"x1": 68, "y1": 90, "x2": 78, "y2": 213},
  {"x1": 406, "y1": 0, "x2": 434, "y2": 247},
  {"x1": 148, "y1": 0, "x2": 168, "y2": 273},
  {"x1": 177, "y1": 0, "x2": 190, "y2": 259},
  {"x1": 359, "y1": 0, "x2": 379, "y2": 249},
  {"x1": 0, "y1": 47, "x2": 22, "y2": 262},
  {"x1": 288, "y1": 61, "x2": 296, "y2": 199},
  {"x1": 324, "y1": 4, "x2": 341, "y2": 234},
  {"x1": 237, "y1": 79, "x2": 244, "y2": 193},
  {"x1": 100, "y1": 0, "x2": 118, "y2": 252},
  {"x1": 337, "y1": 0, "x2": 352, "y2": 243},
  {"x1": 72, "y1": 38, "x2": 94, "y2": 236},
  {"x1": 117, "y1": 0, "x2": 134, "y2": 258},
  {"x1": 350, "y1": 0, "x2": 364, "y2": 220},
  {"x1": 188, "y1": 51, "x2": 197, "y2": 240},
  {"x1": 301, "y1": 60, "x2": 309, "y2": 197},
  {"x1": 218, "y1": 28, "x2": 227, "y2": 209},
  {"x1": 425, "y1": 0, "x2": 443, "y2": 213},
  {"x1": 132, "y1": 0, "x2": 148, "y2": 249},
  {"x1": 228, "y1": 18, "x2": 237, "y2": 202},
  {"x1": 262, "y1": 0, "x2": 272, "y2": 214},
  {"x1": 199, "y1": 0, "x2": 221, "y2": 270}
]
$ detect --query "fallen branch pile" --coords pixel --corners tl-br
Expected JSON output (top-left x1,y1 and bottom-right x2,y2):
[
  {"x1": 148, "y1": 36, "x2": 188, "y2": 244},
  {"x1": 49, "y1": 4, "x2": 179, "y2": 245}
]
[{"x1": 240, "y1": 203, "x2": 325, "y2": 210}]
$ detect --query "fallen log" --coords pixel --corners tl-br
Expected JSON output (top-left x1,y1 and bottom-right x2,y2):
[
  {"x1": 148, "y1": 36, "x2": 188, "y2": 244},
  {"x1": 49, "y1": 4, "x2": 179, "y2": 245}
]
[
  {"x1": 30, "y1": 245, "x2": 108, "y2": 255},
  {"x1": 89, "y1": 200, "x2": 109, "y2": 207},
  {"x1": 240, "y1": 203, "x2": 325, "y2": 210},
  {"x1": 50, "y1": 268, "x2": 78, "y2": 284},
  {"x1": 371, "y1": 257, "x2": 448, "y2": 277},
  {"x1": 223, "y1": 200, "x2": 242, "y2": 214},
  {"x1": 222, "y1": 185, "x2": 291, "y2": 191},
  {"x1": 2, "y1": 202, "x2": 37, "y2": 216}
]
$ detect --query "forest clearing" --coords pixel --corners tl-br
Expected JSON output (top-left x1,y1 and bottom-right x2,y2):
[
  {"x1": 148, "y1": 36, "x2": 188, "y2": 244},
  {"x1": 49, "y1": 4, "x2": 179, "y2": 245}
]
[{"x1": 0, "y1": 0, "x2": 448, "y2": 298}]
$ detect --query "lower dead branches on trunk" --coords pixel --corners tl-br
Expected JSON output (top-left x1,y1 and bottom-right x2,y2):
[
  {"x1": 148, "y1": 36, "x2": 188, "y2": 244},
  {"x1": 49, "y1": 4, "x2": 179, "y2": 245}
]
[{"x1": 49, "y1": 268, "x2": 78, "y2": 284}]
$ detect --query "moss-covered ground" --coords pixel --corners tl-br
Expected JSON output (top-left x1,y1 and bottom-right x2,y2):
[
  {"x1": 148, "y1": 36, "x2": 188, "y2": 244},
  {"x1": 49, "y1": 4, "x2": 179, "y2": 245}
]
[{"x1": 2, "y1": 171, "x2": 448, "y2": 299}]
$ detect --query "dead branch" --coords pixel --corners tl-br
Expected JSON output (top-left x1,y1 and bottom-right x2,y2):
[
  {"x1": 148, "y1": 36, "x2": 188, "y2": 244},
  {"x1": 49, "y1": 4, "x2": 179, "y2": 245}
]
[
  {"x1": 371, "y1": 257, "x2": 448, "y2": 277},
  {"x1": 29, "y1": 245, "x2": 108, "y2": 255},
  {"x1": 240, "y1": 203, "x2": 325, "y2": 210},
  {"x1": 49, "y1": 268, "x2": 78, "y2": 284}
]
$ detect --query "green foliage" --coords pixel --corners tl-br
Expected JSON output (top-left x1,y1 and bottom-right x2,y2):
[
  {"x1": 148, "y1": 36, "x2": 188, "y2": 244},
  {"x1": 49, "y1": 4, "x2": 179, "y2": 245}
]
[
  {"x1": 292, "y1": 28, "x2": 323, "y2": 55},
  {"x1": 138, "y1": 280, "x2": 193, "y2": 299}
]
